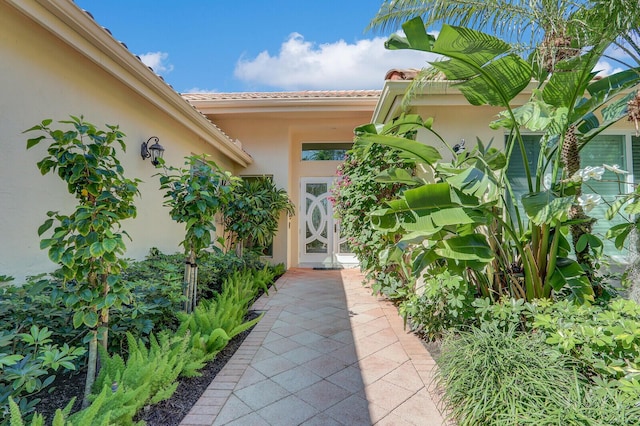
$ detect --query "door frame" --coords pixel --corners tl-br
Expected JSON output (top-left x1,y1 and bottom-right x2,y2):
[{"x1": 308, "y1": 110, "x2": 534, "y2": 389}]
[{"x1": 299, "y1": 177, "x2": 358, "y2": 267}]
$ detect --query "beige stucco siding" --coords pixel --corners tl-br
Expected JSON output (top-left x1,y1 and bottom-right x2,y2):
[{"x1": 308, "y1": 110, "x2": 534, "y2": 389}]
[
  {"x1": 207, "y1": 116, "x2": 292, "y2": 266},
  {"x1": 409, "y1": 105, "x2": 506, "y2": 156},
  {"x1": 0, "y1": 3, "x2": 245, "y2": 282},
  {"x1": 205, "y1": 110, "x2": 373, "y2": 268}
]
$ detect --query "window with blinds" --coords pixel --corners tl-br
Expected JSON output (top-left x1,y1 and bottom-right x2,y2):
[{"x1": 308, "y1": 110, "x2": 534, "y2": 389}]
[
  {"x1": 505, "y1": 134, "x2": 628, "y2": 258},
  {"x1": 633, "y1": 136, "x2": 640, "y2": 184}
]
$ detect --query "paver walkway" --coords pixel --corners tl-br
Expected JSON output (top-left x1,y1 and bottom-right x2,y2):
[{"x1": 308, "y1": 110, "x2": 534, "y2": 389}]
[{"x1": 180, "y1": 268, "x2": 446, "y2": 426}]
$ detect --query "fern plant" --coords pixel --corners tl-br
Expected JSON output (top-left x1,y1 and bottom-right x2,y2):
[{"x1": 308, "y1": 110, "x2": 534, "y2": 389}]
[
  {"x1": 176, "y1": 268, "x2": 265, "y2": 376},
  {"x1": 93, "y1": 332, "x2": 187, "y2": 408}
]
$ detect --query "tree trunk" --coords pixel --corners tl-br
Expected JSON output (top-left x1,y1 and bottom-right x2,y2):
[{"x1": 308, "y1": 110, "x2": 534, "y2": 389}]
[
  {"x1": 563, "y1": 125, "x2": 596, "y2": 283},
  {"x1": 82, "y1": 330, "x2": 98, "y2": 408},
  {"x1": 99, "y1": 275, "x2": 109, "y2": 351},
  {"x1": 183, "y1": 250, "x2": 198, "y2": 313}
]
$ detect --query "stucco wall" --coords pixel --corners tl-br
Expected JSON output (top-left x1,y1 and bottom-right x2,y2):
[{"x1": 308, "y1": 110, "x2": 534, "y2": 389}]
[
  {"x1": 208, "y1": 112, "x2": 371, "y2": 267},
  {"x1": 207, "y1": 116, "x2": 291, "y2": 266},
  {"x1": 0, "y1": 4, "x2": 240, "y2": 282}
]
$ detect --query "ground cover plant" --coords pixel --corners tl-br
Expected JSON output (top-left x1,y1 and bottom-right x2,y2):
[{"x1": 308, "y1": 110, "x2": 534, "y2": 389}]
[
  {"x1": 436, "y1": 325, "x2": 640, "y2": 426},
  {"x1": 1, "y1": 254, "x2": 278, "y2": 425}
]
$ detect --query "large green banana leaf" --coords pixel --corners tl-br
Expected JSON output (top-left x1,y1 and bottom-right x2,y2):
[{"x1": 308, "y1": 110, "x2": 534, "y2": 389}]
[
  {"x1": 411, "y1": 234, "x2": 494, "y2": 273},
  {"x1": 354, "y1": 134, "x2": 441, "y2": 165},
  {"x1": 435, "y1": 234, "x2": 493, "y2": 263},
  {"x1": 548, "y1": 258, "x2": 594, "y2": 304},
  {"x1": 521, "y1": 191, "x2": 574, "y2": 226},
  {"x1": 386, "y1": 17, "x2": 531, "y2": 107}
]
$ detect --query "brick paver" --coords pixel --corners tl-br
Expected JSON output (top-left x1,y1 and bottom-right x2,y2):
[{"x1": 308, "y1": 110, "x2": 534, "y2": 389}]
[{"x1": 180, "y1": 268, "x2": 446, "y2": 426}]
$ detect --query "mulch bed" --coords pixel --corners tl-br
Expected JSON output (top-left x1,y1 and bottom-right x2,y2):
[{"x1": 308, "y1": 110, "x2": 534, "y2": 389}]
[{"x1": 34, "y1": 312, "x2": 258, "y2": 425}]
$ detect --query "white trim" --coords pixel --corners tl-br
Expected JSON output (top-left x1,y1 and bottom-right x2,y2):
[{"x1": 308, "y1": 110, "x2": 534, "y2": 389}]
[
  {"x1": 372, "y1": 80, "x2": 538, "y2": 123},
  {"x1": 625, "y1": 133, "x2": 635, "y2": 193},
  {"x1": 188, "y1": 97, "x2": 379, "y2": 116}
]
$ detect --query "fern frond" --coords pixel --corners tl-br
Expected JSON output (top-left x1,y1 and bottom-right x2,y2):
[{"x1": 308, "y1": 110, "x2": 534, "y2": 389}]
[{"x1": 9, "y1": 397, "x2": 25, "y2": 426}]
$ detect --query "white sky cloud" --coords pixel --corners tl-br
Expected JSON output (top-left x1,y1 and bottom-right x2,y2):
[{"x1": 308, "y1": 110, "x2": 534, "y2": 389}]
[
  {"x1": 182, "y1": 87, "x2": 219, "y2": 94},
  {"x1": 138, "y1": 51, "x2": 174, "y2": 75},
  {"x1": 594, "y1": 59, "x2": 624, "y2": 77},
  {"x1": 234, "y1": 33, "x2": 438, "y2": 90}
]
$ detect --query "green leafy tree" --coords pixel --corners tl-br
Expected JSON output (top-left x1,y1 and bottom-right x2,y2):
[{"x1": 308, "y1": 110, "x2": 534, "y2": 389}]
[
  {"x1": 371, "y1": 3, "x2": 640, "y2": 273},
  {"x1": 159, "y1": 155, "x2": 239, "y2": 313},
  {"x1": 222, "y1": 177, "x2": 294, "y2": 257},
  {"x1": 330, "y1": 137, "x2": 414, "y2": 297},
  {"x1": 25, "y1": 116, "x2": 140, "y2": 407}
]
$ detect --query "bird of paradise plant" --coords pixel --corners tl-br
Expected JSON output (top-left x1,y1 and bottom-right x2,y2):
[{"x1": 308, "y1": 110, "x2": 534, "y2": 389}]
[{"x1": 361, "y1": 17, "x2": 640, "y2": 303}]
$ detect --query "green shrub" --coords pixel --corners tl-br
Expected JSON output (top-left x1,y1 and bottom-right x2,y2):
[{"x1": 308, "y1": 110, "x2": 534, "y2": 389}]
[
  {"x1": 472, "y1": 296, "x2": 640, "y2": 400},
  {"x1": 532, "y1": 298, "x2": 640, "y2": 399},
  {"x1": 473, "y1": 296, "x2": 537, "y2": 332},
  {"x1": 196, "y1": 250, "x2": 265, "y2": 299},
  {"x1": 2, "y1": 253, "x2": 273, "y2": 424},
  {"x1": 331, "y1": 142, "x2": 414, "y2": 298},
  {"x1": 221, "y1": 177, "x2": 295, "y2": 256},
  {"x1": 72, "y1": 332, "x2": 189, "y2": 425},
  {"x1": 1, "y1": 326, "x2": 85, "y2": 424},
  {"x1": 436, "y1": 325, "x2": 640, "y2": 425},
  {"x1": 0, "y1": 275, "x2": 78, "y2": 348},
  {"x1": 399, "y1": 270, "x2": 476, "y2": 339},
  {"x1": 0, "y1": 249, "x2": 265, "y2": 356}
]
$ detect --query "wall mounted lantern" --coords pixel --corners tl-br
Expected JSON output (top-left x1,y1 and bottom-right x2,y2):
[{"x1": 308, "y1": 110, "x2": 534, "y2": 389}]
[{"x1": 141, "y1": 136, "x2": 165, "y2": 166}]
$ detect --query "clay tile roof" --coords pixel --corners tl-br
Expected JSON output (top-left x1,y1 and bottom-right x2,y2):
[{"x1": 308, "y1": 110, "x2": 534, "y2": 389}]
[
  {"x1": 79, "y1": 7, "x2": 176, "y2": 91},
  {"x1": 181, "y1": 90, "x2": 381, "y2": 101},
  {"x1": 384, "y1": 68, "x2": 420, "y2": 81}
]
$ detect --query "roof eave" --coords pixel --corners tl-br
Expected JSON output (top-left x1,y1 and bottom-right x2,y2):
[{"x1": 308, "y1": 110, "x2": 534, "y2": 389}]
[
  {"x1": 372, "y1": 80, "x2": 539, "y2": 123},
  {"x1": 7, "y1": 0, "x2": 252, "y2": 167},
  {"x1": 185, "y1": 95, "x2": 380, "y2": 115}
]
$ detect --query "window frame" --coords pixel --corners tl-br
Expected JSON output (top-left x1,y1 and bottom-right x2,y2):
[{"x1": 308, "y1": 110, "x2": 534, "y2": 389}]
[{"x1": 300, "y1": 142, "x2": 353, "y2": 162}]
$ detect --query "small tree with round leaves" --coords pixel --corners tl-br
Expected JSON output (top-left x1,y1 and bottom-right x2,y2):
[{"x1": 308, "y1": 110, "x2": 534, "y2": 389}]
[
  {"x1": 25, "y1": 116, "x2": 140, "y2": 407},
  {"x1": 159, "y1": 155, "x2": 239, "y2": 312}
]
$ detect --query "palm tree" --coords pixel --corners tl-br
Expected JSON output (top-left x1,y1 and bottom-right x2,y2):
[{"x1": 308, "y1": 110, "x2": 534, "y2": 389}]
[
  {"x1": 576, "y1": 0, "x2": 640, "y2": 68},
  {"x1": 369, "y1": 0, "x2": 640, "y2": 70}
]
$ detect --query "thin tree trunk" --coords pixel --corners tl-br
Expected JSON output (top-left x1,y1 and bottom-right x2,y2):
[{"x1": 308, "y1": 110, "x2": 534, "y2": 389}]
[
  {"x1": 191, "y1": 263, "x2": 198, "y2": 311},
  {"x1": 184, "y1": 250, "x2": 198, "y2": 312},
  {"x1": 82, "y1": 330, "x2": 98, "y2": 408},
  {"x1": 100, "y1": 275, "x2": 109, "y2": 351},
  {"x1": 100, "y1": 308, "x2": 109, "y2": 351},
  {"x1": 235, "y1": 240, "x2": 244, "y2": 258}
]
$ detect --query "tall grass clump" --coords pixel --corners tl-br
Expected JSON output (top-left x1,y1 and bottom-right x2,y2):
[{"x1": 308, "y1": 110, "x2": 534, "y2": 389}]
[{"x1": 435, "y1": 325, "x2": 640, "y2": 425}]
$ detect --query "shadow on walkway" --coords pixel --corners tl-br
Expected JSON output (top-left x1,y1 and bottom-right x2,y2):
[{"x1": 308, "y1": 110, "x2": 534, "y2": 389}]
[{"x1": 180, "y1": 269, "x2": 445, "y2": 426}]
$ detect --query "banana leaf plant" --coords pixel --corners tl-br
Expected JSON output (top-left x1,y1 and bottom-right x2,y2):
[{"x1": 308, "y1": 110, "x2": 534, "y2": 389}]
[{"x1": 363, "y1": 17, "x2": 640, "y2": 303}]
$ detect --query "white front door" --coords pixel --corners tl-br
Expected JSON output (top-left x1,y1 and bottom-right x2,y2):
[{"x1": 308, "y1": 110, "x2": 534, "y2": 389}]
[{"x1": 299, "y1": 177, "x2": 357, "y2": 267}]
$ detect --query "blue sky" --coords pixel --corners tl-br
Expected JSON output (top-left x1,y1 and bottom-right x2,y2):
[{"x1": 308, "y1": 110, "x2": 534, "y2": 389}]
[{"x1": 74, "y1": 0, "x2": 433, "y2": 93}]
